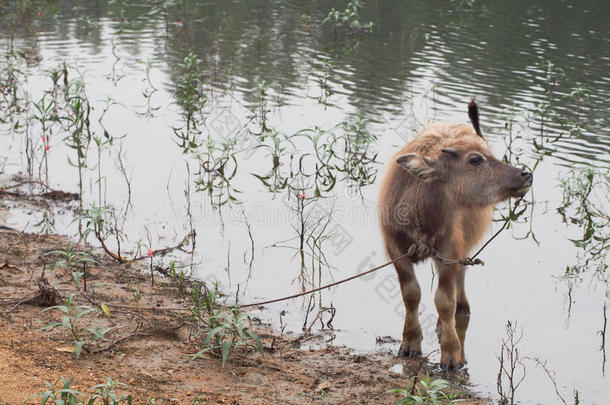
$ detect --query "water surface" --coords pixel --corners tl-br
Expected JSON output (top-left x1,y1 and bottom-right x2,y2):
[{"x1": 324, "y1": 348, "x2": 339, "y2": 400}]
[{"x1": 1, "y1": 1, "x2": 609, "y2": 403}]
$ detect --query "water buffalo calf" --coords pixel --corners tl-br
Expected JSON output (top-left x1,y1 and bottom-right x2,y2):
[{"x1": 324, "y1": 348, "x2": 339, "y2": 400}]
[{"x1": 378, "y1": 100, "x2": 532, "y2": 370}]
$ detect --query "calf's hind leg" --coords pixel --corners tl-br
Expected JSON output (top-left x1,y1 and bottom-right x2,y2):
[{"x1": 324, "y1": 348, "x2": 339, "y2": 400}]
[{"x1": 388, "y1": 241, "x2": 422, "y2": 357}]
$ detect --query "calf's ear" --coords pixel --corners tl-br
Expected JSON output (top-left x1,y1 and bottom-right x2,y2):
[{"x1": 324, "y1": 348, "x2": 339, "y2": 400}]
[{"x1": 396, "y1": 154, "x2": 439, "y2": 180}]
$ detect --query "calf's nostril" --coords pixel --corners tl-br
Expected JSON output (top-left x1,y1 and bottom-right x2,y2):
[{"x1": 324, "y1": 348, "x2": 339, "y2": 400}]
[{"x1": 521, "y1": 170, "x2": 532, "y2": 179}]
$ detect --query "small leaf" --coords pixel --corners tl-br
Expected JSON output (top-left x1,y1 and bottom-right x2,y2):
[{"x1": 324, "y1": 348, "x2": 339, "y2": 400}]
[
  {"x1": 245, "y1": 329, "x2": 263, "y2": 353},
  {"x1": 55, "y1": 346, "x2": 76, "y2": 353},
  {"x1": 203, "y1": 325, "x2": 226, "y2": 346},
  {"x1": 190, "y1": 347, "x2": 211, "y2": 361},
  {"x1": 39, "y1": 321, "x2": 62, "y2": 331},
  {"x1": 100, "y1": 303, "x2": 112, "y2": 318},
  {"x1": 221, "y1": 340, "x2": 232, "y2": 367},
  {"x1": 42, "y1": 305, "x2": 69, "y2": 314},
  {"x1": 74, "y1": 341, "x2": 85, "y2": 359},
  {"x1": 71, "y1": 271, "x2": 84, "y2": 284}
]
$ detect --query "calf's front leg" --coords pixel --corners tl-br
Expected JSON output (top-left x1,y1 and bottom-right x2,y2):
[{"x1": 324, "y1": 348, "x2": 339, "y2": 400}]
[
  {"x1": 396, "y1": 257, "x2": 422, "y2": 357},
  {"x1": 387, "y1": 239, "x2": 423, "y2": 357},
  {"x1": 434, "y1": 259, "x2": 463, "y2": 370}
]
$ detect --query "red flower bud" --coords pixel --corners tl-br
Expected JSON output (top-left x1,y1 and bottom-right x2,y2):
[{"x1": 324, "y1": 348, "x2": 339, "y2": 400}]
[{"x1": 147, "y1": 249, "x2": 153, "y2": 258}]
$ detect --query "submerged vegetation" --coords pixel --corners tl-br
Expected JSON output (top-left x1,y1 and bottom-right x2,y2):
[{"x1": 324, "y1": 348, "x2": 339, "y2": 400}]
[
  {"x1": 558, "y1": 168, "x2": 610, "y2": 281},
  {"x1": 322, "y1": 0, "x2": 375, "y2": 40}
]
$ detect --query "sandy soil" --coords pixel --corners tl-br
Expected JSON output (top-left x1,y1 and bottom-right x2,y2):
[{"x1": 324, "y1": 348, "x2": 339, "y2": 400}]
[{"x1": 0, "y1": 191, "x2": 490, "y2": 405}]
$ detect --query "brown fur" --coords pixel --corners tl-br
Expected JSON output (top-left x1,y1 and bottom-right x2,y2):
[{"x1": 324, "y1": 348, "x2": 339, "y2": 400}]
[{"x1": 378, "y1": 103, "x2": 532, "y2": 370}]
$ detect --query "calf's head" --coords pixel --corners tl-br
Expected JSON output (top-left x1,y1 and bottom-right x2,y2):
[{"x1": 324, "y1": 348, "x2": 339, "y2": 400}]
[{"x1": 397, "y1": 101, "x2": 532, "y2": 207}]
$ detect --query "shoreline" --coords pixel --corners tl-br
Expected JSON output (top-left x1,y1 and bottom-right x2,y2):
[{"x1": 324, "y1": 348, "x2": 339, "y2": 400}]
[{"x1": 0, "y1": 189, "x2": 490, "y2": 404}]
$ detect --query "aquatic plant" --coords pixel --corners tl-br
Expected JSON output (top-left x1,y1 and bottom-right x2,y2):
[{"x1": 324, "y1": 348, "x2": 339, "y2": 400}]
[
  {"x1": 317, "y1": 58, "x2": 334, "y2": 104},
  {"x1": 496, "y1": 321, "x2": 526, "y2": 405},
  {"x1": 448, "y1": 0, "x2": 477, "y2": 9},
  {"x1": 94, "y1": 97, "x2": 122, "y2": 207},
  {"x1": 63, "y1": 94, "x2": 93, "y2": 233},
  {"x1": 0, "y1": 49, "x2": 25, "y2": 115},
  {"x1": 136, "y1": 59, "x2": 161, "y2": 118},
  {"x1": 251, "y1": 128, "x2": 297, "y2": 195},
  {"x1": 297, "y1": 115, "x2": 379, "y2": 195},
  {"x1": 194, "y1": 135, "x2": 241, "y2": 207},
  {"x1": 251, "y1": 79, "x2": 271, "y2": 135},
  {"x1": 173, "y1": 51, "x2": 206, "y2": 154},
  {"x1": 31, "y1": 94, "x2": 57, "y2": 184},
  {"x1": 531, "y1": 58, "x2": 591, "y2": 149},
  {"x1": 557, "y1": 167, "x2": 610, "y2": 279},
  {"x1": 322, "y1": 0, "x2": 374, "y2": 40}
]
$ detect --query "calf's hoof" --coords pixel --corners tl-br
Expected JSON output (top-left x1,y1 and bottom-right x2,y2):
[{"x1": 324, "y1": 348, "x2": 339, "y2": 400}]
[
  {"x1": 440, "y1": 355, "x2": 464, "y2": 371},
  {"x1": 398, "y1": 343, "x2": 422, "y2": 358}
]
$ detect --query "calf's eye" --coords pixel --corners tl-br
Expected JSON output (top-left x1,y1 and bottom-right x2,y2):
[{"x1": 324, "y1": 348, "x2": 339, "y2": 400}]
[{"x1": 469, "y1": 156, "x2": 484, "y2": 166}]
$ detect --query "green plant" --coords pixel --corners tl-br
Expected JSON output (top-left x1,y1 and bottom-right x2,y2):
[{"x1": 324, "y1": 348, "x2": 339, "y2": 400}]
[
  {"x1": 89, "y1": 377, "x2": 132, "y2": 405},
  {"x1": 334, "y1": 115, "x2": 378, "y2": 186},
  {"x1": 296, "y1": 115, "x2": 379, "y2": 195},
  {"x1": 0, "y1": 49, "x2": 25, "y2": 114},
  {"x1": 390, "y1": 374, "x2": 462, "y2": 405},
  {"x1": 93, "y1": 96, "x2": 123, "y2": 207},
  {"x1": 189, "y1": 282, "x2": 263, "y2": 366},
  {"x1": 557, "y1": 167, "x2": 610, "y2": 278},
  {"x1": 173, "y1": 52, "x2": 206, "y2": 154},
  {"x1": 322, "y1": 0, "x2": 374, "y2": 40},
  {"x1": 449, "y1": 0, "x2": 476, "y2": 9},
  {"x1": 168, "y1": 260, "x2": 188, "y2": 296},
  {"x1": 62, "y1": 94, "x2": 93, "y2": 235},
  {"x1": 254, "y1": 79, "x2": 270, "y2": 134},
  {"x1": 136, "y1": 58, "x2": 160, "y2": 118},
  {"x1": 194, "y1": 135, "x2": 240, "y2": 207},
  {"x1": 317, "y1": 58, "x2": 334, "y2": 104},
  {"x1": 34, "y1": 211, "x2": 56, "y2": 234},
  {"x1": 31, "y1": 94, "x2": 57, "y2": 183},
  {"x1": 251, "y1": 128, "x2": 296, "y2": 194},
  {"x1": 531, "y1": 58, "x2": 590, "y2": 149},
  {"x1": 77, "y1": 205, "x2": 127, "y2": 262},
  {"x1": 30, "y1": 376, "x2": 82, "y2": 405},
  {"x1": 28, "y1": 376, "x2": 132, "y2": 405},
  {"x1": 40, "y1": 294, "x2": 108, "y2": 359},
  {"x1": 92, "y1": 131, "x2": 116, "y2": 206},
  {"x1": 49, "y1": 242, "x2": 97, "y2": 287}
]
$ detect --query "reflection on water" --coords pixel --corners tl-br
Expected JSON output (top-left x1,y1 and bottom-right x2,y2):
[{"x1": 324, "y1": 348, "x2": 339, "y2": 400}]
[{"x1": 1, "y1": 0, "x2": 609, "y2": 404}]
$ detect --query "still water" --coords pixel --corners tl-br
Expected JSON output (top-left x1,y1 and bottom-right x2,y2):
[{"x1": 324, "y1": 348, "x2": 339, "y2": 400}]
[{"x1": 1, "y1": 1, "x2": 609, "y2": 403}]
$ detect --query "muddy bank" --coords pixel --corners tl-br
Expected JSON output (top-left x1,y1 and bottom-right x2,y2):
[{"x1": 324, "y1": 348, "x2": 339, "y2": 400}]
[{"x1": 0, "y1": 195, "x2": 489, "y2": 404}]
